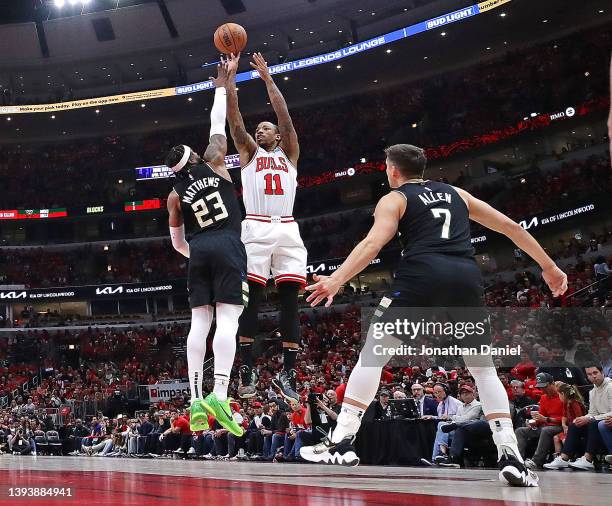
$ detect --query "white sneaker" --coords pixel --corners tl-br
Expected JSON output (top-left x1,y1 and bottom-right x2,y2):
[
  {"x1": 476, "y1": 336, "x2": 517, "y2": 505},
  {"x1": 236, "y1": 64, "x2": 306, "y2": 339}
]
[
  {"x1": 543, "y1": 456, "x2": 569, "y2": 470},
  {"x1": 173, "y1": 448, "x2": 185, "y2": 454},
  {"x1": 605, "y1": 455, "x2": 612, "y2": 465},
  {"x1": 524, "y1": 458, "x2": 537, "y2": 470},
  {"x1": 568, "y1": 456, "x2": 594, "y2": 471},
  {"x1": 202, "y1": 453, "x2": 213, "y2": 460},
  {"x1": 186, "y1": 448, "x2": 196, "y2": 455}
]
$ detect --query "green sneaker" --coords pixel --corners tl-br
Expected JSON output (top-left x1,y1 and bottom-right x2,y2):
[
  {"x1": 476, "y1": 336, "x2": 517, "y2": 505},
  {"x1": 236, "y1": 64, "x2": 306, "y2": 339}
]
[
  {"x1": 201, "y1": 393, "x2": 244, "y2": 437},
  {"x1": 190, "y1": 400, "x2": 209, "y2": 431}
]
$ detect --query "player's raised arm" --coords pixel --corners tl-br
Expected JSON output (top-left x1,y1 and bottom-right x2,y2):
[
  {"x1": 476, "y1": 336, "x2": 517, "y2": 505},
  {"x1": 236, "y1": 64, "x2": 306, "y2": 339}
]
[
  {"x1": 225, "y1": 53, "x2": 258, "y2": 164},
  {"x1": 204, "y1": 58, "x2": 232, "y2": 183},
  {"x1": 306, "y1": 192, "x2": 405, "y2": 307},
  {"x1": 250, "y1": 52, "x2": 299, "y2": 166},
  {"x1": 454, "y1": 186, "x2": 567, "y2": 297},
  {"x1": 167, "y1": 190, "x2": 189, "y2": 258}
]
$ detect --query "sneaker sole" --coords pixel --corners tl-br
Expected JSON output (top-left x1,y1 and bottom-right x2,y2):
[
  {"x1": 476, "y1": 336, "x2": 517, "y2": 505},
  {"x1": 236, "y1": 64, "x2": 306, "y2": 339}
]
[
  {"x1": 301, "y1": 450, "x2": 360, "y2": 467},
  {"x1": 499, "y1": 466, "x2": 539, "y2": 487},
  {"x1": 201, "y1": 400, "x2": 244, "y2": 437}
]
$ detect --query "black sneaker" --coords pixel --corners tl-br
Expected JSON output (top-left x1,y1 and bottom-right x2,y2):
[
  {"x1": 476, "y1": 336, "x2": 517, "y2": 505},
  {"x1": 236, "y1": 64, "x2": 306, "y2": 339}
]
[
  {"x1": 300, "y1": 435, "x2": 359, "y2": 467},
  {"x1": 441, "y1": 422, "x2": 458, "y2": 433},
  {"x1": 272, "y1": 369, "x2": 299, "y2": 404},
  {"x1": 498, "y1": 450, "x2": 539, "y2": 487},
  {"x1": 238, "y1": 365, "x2": 257, "y2": 399},
  {"x1": 437, "y1": 455, "x2": 460, "y2": 468}
]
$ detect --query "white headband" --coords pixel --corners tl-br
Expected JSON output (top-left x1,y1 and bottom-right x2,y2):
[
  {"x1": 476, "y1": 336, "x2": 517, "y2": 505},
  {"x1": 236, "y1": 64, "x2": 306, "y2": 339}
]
[{"x1": 171, "y1": 145, "x2": 192, "y2": 172}]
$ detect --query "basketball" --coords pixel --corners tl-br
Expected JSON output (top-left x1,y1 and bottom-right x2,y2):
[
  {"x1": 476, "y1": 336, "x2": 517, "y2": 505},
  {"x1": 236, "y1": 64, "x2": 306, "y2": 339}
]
[{"x1": 214, "y1": 23, "x2": 247, "y2": 54}]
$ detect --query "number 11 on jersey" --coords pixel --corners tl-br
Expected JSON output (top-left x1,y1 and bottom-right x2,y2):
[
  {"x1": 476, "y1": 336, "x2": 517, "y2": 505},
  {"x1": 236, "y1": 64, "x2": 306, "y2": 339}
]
[{"x1": 264, "y1": 174, "x2": 284, "y2": 195}]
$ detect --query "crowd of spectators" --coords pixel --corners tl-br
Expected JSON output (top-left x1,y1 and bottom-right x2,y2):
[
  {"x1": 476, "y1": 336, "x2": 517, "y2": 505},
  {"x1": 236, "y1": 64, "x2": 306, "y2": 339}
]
[
  {"x1": 0, "y1": 150, "x2": 610, "y2": 287},
  {"x1": 0, "y1": 290, "x2": 610, "y2": 463},
  {"x1": 0, "y1": 27, "x2": 610, "y2": 212}
]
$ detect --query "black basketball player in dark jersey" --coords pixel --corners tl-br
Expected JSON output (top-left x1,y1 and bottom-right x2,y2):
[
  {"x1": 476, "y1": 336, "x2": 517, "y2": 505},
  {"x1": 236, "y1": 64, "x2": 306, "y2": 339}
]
[
  {"x1": 166, "y1": 59, "x2": 246, "y2": 438},
  {"x1": 300, "y1": 144, "x2": 567, "y2": 487}
]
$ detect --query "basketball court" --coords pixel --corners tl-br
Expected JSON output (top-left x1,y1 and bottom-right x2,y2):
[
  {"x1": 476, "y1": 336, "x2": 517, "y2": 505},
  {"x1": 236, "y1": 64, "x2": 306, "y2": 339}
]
[{"x1": 0, "y1": 458, "x2": 609, "y2": 505}]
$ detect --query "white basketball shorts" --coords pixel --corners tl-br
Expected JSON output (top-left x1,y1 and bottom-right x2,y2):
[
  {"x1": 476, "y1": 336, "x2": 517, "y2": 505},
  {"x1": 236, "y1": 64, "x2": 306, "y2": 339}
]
[{"x1": 241, "y1": 216, "x2": 307, "y2": 287}]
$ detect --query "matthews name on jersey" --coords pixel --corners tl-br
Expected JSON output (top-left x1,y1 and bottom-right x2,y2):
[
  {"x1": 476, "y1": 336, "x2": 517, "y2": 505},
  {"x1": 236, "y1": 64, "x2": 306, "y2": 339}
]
[{"x1": 173, "y1": 163, "x2": 241, "y2": 236}]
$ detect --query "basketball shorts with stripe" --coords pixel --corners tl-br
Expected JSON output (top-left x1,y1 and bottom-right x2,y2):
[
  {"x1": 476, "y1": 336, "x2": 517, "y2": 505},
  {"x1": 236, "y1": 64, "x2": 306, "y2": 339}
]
[
  {"x1": 371, "y1": 254, "x2": 491, "y2": 349},
  {"x1": 241, "y1": 220, "x2": 307, "y2": 287},
  {"x1": 188, "y1": 230, "x2": 249, "y2": 308}
]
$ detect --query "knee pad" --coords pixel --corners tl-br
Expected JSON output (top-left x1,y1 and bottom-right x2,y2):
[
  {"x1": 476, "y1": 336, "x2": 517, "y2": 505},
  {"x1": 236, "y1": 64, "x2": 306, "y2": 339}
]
[
  {"x1": 238, "y1": 281, "x2": 265, "y2": 338},
  {"x1": 277, "y1": 282, "x2": 300, "y2": 345}
]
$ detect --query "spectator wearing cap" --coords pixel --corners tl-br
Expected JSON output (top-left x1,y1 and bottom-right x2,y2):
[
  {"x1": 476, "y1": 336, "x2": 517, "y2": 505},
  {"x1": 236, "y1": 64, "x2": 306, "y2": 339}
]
[
  {"x1": 411, "y1": 383, "x2": 438, "y2": 417},
  {"x1": 428, "y1": 385, "x2": 483, "y2": 464},
  {"x1": 515, "y1": 372, "x2": 564, "y2": 469},
  {"x1": 543, "y1": 364, "x2": 612, "y2": 471},
  {"x1": 373, "y1": 390, "x2": 392, "y2": 421}
]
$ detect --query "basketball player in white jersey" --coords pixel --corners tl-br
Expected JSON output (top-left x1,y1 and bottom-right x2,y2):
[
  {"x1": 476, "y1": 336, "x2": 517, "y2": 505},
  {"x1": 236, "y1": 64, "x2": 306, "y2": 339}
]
[{"x1": 226, "y1": 52, "x2": 306, "y2": 403}]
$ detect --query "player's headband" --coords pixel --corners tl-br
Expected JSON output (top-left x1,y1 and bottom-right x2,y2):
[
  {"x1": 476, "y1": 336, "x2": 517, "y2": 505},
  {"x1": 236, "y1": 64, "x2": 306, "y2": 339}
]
[{"x1": 170, "y1": 145, "x2": 192, "y2": 173}]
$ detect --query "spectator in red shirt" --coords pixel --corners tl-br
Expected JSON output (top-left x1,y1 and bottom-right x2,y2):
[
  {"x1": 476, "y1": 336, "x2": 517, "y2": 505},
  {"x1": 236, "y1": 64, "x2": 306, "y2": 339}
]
[
  {"x1": 550, "y1": 383, "x2": 586, "y2": 455},
  {"x1": 159, "y1": 411, "x2": 191, "y2": 454},
  {"x1": 510, "y1": 351, "x2": 537, "y2": 381},
  {"x1": 515, "y1": 373, "x2": 564, "y2": 469}
]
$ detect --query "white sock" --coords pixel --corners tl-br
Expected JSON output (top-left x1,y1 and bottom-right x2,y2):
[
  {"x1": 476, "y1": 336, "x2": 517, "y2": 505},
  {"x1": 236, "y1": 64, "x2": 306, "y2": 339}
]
[
  {"x1": 214, "y1": 375, "x2": 229, "y2": 402},
  {"x1": 212, "y1": 303, "x2": 244, "y2": 402},
  {"x1": 186, "y1": 306, "x2": 213, "y2": 402},
  {"x1": 331, "y1": 404, "x2": 365, "y2": 443},
  {"x1": 489, "y1": 418, "x2": 523, "y2": 463}
]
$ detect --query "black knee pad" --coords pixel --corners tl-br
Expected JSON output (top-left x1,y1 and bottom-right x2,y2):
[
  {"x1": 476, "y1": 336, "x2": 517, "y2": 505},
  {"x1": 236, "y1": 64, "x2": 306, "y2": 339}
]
[
  {"x1": 277, "y1": 282, "x2": 300, "y2": 345},
  {"x1": 238, "y1": 281, "x2": 265, "y2": 338}
]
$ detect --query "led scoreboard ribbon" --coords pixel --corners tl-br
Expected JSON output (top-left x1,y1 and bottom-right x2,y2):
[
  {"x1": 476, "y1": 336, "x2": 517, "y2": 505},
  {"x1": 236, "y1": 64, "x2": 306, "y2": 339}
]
[{"x1": 0, "y1": 1, "x2": 510, "y2": 115}]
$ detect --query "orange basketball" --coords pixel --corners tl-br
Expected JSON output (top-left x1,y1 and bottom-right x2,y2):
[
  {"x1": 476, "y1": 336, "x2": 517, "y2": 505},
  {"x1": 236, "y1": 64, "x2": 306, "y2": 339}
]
[{"x1": 214, "y1": 23, "x2": 247, "y2": 55}]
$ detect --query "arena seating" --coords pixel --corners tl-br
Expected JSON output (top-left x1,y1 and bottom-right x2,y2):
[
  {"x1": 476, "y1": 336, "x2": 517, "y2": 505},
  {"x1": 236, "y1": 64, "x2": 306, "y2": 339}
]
[{"x1": 0, "y1": 27, "x2": 610, "y2": 211}]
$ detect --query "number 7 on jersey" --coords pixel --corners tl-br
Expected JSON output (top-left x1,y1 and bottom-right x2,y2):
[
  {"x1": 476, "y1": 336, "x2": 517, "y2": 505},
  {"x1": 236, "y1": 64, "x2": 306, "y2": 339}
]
[{"x1": 431, "y1": 208, "x2": 451, "y2": 239}]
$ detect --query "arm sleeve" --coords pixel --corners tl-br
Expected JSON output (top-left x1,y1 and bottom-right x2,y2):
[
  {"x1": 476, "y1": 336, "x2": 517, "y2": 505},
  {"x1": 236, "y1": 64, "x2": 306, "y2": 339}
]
[
  {"x1": 210, "y1": 87, "x2": 227, "y2": 138},
  {"x1": 169, "y1": 225, "x2": 190, "y2": 258}
]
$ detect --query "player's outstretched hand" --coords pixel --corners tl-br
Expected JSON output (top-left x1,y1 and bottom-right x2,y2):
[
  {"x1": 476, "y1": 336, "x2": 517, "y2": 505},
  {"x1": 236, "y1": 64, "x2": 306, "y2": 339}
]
[
  {"x1": 226, "y1": 52, "x2": 241, "y2": 75},
  {"x1": 250, "y1": 52, "x2": 272, "y2": 81},
  {"x1": 210, "y1": 56, "x2": 229, "y2": 88},
  {"x1": 542, "y1": 265, "x2": 568, "y2": 297},
  {"x1": 305, "y1": 274, "x2": 341, "y2": 308}
]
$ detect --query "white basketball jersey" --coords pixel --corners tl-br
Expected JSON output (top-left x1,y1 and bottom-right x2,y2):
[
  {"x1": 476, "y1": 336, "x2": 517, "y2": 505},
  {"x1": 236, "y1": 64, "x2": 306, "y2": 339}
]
[{"x1": 242, "y1": 146, "x2": 297, "y2": 216}]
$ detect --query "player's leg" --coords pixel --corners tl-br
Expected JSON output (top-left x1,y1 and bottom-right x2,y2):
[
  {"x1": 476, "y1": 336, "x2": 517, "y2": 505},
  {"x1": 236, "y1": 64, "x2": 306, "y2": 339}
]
[
  {"x1": 238, "y1": 220, "x2": 272, "y2": 398},
  {"x1": 185, "y1": 239, "x2": 214, "y2": 432},
  {"x1": 270, "y1": 281, "x2": 301, "y2": 403},
  {"x1": 271, "y1": 228, "x2": 307, "y2": 403},
  {"x1": 202, "y1": 302, "x2": 246, "y2": 436},
  {"x1": 201, "y1": 232, "x2": 247, "y2": 436},
  {"x1": 464, "y1": 356, "x2": 536, "y2": 486},
  {"x1": 439, "y1": 256, "x2": 538, "y2": 487},
  {"x1": 237, "y1": 280, "x2": 265, "y2": 398},
  {"x1": 300, "y1": 296, "x2": 401, "y2": 466}
]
